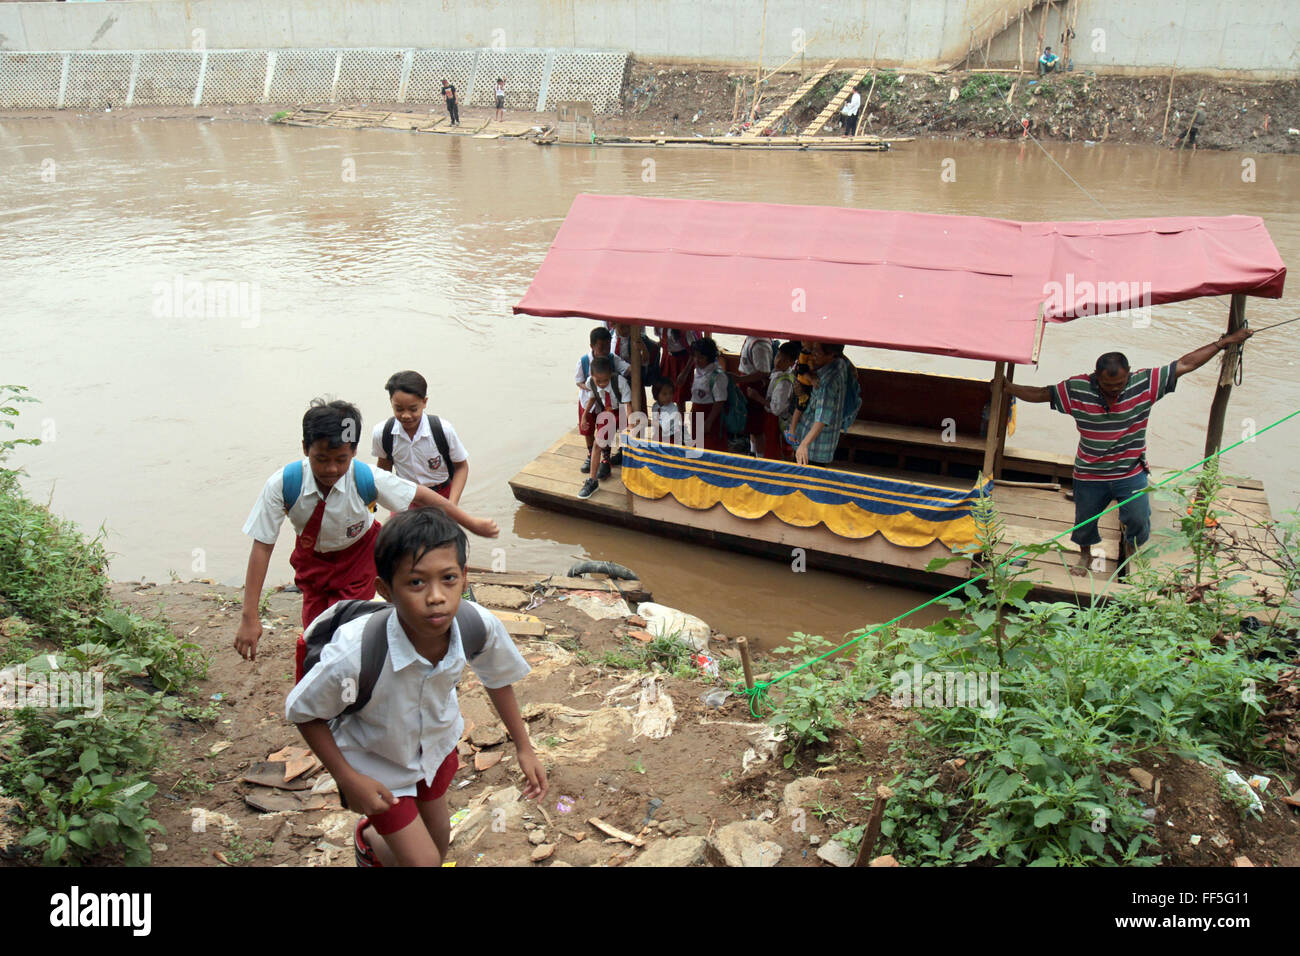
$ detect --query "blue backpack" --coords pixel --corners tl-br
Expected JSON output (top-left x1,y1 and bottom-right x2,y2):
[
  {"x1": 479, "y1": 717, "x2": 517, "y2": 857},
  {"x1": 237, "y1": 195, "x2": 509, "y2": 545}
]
[
  {"x1": 710, "y1": 367, "x2": 749, "y2": 435},
  {"x1": 282, "y1": 459, "x2": 377, "y2": 511}
]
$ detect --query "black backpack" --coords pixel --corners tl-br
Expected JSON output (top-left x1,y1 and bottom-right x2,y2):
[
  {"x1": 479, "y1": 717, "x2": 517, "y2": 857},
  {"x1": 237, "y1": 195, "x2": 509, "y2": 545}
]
[
  {"x1": 381, "y1": 414, "x2": 457, "y2": 481},
  {"x1": 298, "y1": 600, "x2": 489, "y2": 717}
]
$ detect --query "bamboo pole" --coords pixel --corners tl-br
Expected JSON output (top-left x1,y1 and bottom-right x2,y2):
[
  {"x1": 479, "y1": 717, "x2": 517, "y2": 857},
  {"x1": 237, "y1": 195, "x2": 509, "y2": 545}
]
[
  {"x1": 1160, "y1": 68, "x2": 1175, "y2": 142},
  {"x1": 852, "y1": 785, "x2": 893, "y2": 866},
  {"x1": 982, "y1": 362, "x2": 1008, "y2": 479},
  {"x1": 1204, "y1": 293, "x2": 1247, "y2": 458},
  {"x1": 854, "y1": 36, "x2": 881, "y2": 137},
  {"x1": 630, "y1": 328, "x2": 645, "y2": 418},
  {"x1": 751, "y1": 0, "x2": 768, "y2": 123},
  {"x1": 737, "y1": 637, "x2": 755, "y2": 691}
]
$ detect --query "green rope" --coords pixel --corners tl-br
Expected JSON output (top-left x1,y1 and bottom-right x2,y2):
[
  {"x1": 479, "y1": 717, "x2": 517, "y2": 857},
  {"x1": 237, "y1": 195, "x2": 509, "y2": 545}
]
[{"x1": 734, "y1": 406, "x2": 1300, "y2": 717}]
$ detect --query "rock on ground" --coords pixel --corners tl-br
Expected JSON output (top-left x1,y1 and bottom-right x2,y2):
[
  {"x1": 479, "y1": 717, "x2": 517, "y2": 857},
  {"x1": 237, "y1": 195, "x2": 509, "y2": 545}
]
[
  {"x1": 628, "y1": 836, "x2": 720, "y2": 868},
  {"x1": 712, "y1": 820, "x2": 781, "y2": 868},
  {"x1": 816, "y1": 841, "x2": 856, "y2": 867}
]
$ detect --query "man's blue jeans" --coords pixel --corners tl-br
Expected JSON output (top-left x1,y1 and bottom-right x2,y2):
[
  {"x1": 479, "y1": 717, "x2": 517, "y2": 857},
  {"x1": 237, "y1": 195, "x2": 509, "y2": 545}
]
[{"x1": 1071, "y1": 473, "x2": 1150, "y2": 548}]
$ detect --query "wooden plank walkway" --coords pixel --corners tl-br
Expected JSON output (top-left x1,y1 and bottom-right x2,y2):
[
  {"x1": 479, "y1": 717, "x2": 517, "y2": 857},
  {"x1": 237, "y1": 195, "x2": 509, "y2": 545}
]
[
  {"x1": 281, "y1": 107, "x2": 538, "y2": 139},
  {"x1": 802, "y1": 67, "x2": 870, "y2": 136},
  {"x1": 741, "y1": 59, "x2": 838, "y2": 137},
  {"x1": 508, "y1": 428, "x2": 1279, "y2": 604}
]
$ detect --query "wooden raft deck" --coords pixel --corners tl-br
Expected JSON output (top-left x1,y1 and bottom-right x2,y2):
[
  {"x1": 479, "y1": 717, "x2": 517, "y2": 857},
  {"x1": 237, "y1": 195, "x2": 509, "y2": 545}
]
[{"x1": 508, "y1": 428, "x2": 1279, "y2": 603}]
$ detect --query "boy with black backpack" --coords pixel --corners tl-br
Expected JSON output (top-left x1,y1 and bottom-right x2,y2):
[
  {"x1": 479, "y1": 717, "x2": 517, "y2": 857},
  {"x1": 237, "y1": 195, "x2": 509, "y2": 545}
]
[
  {"x1": 234, "y1": 399, "x2": 499, "y2": 662},
  {"x1": 575, "y1": 327, "x2": 631, "y2": 474},
  {"x1": 373, "y1": 370, "x2": 469, "y2": 504},
  {"x1": 578, "y1": 355, "x2": 630, "y2": 499},
  {"x1": 287, "y1": 508, "x2": 547, "y2": 867}
]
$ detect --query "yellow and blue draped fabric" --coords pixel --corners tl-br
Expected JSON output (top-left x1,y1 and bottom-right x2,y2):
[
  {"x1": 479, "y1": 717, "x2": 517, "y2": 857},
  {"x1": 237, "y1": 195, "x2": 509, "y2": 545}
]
[{"x1": 621, "y1": 435, "x2": 991, "y2": 551}]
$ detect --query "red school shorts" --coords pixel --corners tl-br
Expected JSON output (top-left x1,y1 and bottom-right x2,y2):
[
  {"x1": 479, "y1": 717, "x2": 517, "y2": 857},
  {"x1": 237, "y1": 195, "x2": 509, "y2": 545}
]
[{"x1": 364, "y1": 749, "x2": 460, "y2": 836}]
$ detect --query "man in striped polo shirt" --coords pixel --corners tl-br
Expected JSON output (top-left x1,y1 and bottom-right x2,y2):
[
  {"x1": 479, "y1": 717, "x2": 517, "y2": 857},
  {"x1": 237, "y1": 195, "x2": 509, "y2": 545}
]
[{"x1": 1007, "y1": 327, "x2": 1253, "y2": 575}]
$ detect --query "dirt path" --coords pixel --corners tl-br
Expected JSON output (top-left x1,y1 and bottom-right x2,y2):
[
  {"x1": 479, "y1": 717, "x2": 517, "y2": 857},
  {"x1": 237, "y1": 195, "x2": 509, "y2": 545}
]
[{"x1": 113, "y1": 579, "x2": 883, "y2": 868}]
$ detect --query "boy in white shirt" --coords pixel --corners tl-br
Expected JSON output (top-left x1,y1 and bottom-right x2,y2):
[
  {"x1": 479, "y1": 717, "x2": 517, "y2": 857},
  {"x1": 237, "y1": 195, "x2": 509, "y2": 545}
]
[
  {"x1": 651, "y1": 379, "x2": 684, "y2": 445},
  {"x1": 745, "y1": 340, "x2": 799, "y2": 459},
  {"x1": 234, "y1": 399, "x2": 499, "y2": 662},
  {"x1": 578, "y1": 355, "x2": 631, "y2": 499},
  {"x1": 575, "y1": 326, "x2": 631, "y2": 474},
  {"x1": 373, "y1": 370, "x2": 469, "y2": 503},
  {"x1": 286, "y1": 508, "x2": 547, "y2": 867}
]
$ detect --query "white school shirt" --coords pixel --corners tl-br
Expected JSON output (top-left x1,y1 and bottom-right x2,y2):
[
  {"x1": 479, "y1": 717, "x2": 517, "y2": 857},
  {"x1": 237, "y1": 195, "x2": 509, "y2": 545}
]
[
  {"x1": 841, "y1": 90, "x2": 861, "y2": 117},
  {"x1": 653, "y1": 402, "x2": 684, "y2": 443},
  {"x1": 738, "y1": 337, "x2": 774, "y2": 376},
  {"x1": 691, "y1": 362, "x2": 729, "y2": 405},
  {"x1": 767, "y1": 368, "x2": 795, "y2": 419},
  {"x1": 585, "y1": 375, "x2": 631, "y2": 413},
  {"x1": 285, "y1": 602, "x2": 530, "y2": 796},
  {"x1": 575, "y1": 351, "x2": 632, "y2": 405},
  {"x1": 370, "y1": 416, "x2": 468, "y2": 487},
  {"x1": 242, "y1": 461, "x2": 416, "y2": 553}
]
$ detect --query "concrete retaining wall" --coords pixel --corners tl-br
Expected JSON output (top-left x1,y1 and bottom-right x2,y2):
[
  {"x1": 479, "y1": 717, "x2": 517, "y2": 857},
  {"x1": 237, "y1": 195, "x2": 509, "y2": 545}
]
[{"x1": 0, "y1": 0, "x2": 1294, "y2": 77}]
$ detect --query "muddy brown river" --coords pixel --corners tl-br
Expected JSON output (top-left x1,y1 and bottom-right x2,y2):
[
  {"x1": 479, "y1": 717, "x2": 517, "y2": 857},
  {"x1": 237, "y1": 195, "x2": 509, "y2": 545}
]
[{"x1": 3, "y1": 118, "x2": 1297, "y2": 648}]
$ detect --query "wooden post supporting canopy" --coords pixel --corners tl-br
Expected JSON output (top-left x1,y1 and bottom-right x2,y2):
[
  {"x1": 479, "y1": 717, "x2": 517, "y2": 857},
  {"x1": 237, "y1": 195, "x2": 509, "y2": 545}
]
[
  {"x1": 1204, "y1": 293, "x2": 1247, "y2": 458},
  {"x1": 982, "y1": 361, "x2": 1008, "y2": 479}
]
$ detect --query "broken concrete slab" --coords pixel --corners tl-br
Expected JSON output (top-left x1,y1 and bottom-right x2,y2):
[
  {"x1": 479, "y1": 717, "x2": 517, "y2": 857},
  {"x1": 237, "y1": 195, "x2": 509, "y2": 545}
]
[
  {"x1": 816, "y1": 841, "x2": 856, "y2": 867},
  {"x1": 712, "y1": 820, "x2": 780, "y2": 868},
  {"x1": 628, "y1": 836, "x2": 720, "y2": 867}
]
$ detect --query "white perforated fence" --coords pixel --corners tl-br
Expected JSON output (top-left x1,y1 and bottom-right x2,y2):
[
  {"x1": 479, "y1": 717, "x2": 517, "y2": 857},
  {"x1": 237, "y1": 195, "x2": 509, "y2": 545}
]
[{"x1": 0, "y1": 48, "x2": 628, "y2": 112}]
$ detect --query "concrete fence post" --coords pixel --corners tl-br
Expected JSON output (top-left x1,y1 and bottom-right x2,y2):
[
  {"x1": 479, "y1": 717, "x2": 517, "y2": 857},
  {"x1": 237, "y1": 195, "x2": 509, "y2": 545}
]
[
  {"x1": 56, "y1": 53, "x2": 69, "y2": 109},
  {"x1": 536, "y1": 47, "x2": 556, "y2": 111},
  {"x1": 398, "y1": 50, "x2": 413, "y2": 102},
  {"x1": 193, "y1": 50, "x2": 209, "y2": 107},
  {"x1": 262, "y1": 50, "x2": 276, "y2": 103},
  {"x1": 126, "y1": 53, "x2": 141, "y2": 107},
  {"x1": 466, "y1": 49, "x2": 481, "y2": 106},
  {"x1": 330, "y1": 50, "x2": 342, "y2": 103}
]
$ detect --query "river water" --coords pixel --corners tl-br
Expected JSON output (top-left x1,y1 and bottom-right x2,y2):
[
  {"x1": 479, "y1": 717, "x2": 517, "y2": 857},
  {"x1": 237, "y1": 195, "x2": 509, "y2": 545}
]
[{"x1": 3, "y1": 118, "x2": 1297, "y2": 648}]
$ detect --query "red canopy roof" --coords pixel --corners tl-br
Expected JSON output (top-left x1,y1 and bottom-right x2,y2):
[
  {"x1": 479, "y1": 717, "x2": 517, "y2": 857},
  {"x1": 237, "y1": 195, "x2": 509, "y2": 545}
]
[{"x1": 513, "y1": 195, "x2": 1286, "y2": 364}]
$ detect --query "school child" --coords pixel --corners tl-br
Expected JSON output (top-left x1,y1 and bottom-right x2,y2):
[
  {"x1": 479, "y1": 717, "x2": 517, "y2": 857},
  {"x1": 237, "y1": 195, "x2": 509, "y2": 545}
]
[
  {"x1": 651, "y1": 379, "x2": 684, "y2": 445},
  {"x1": 575, "y1": 326, "x2": 631, "y2": 473},
  {"x1": 286, "y1": 507, "x2": 547, "y2": 867},
  {"x1": 681, "y1": 337, "x2": 730, "y2": 453},
  {"x1": 784, "y1": 340, "x2": 818, "y2": 448},
  {"x1": 372, "y1": 370, "x2": 469, "y2": 504},
  {"x1": 658, "y1": 327, "x2": 701, "y2": 406},
  {"x1": 745, "y1": 340, "x2": 799, "y2": 460},
  {"x1": 737, "y1": 336, "x2": 775, "y2": 454},
  {"x1": 441, "y1": 79, "x2": 460, "y2": 126},
  {"x1": 578, "y1": 355, "x2": 631, "y2": 499},
  {"x1": 234, "y1": 399, "x2": 499, "y2": 662},
  {"x1": 494, "y1": 78, "x2": 506, "y2": 121}
]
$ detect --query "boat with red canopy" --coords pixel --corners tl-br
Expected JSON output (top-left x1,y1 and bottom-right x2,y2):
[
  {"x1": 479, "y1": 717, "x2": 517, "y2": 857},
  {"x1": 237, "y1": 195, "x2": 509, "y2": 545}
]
[{"x1": 510, "y1": 194, "x2": 1286, "y2": 598}]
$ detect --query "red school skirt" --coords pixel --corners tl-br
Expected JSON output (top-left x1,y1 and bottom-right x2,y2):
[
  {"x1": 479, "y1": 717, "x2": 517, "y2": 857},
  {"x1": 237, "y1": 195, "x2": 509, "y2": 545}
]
[{"x1": 290, "y1": 520, "x2": 381, "y2": 634}]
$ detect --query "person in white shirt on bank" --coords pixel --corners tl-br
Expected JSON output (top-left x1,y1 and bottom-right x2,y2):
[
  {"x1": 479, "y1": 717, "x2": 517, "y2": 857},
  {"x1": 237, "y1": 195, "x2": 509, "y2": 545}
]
[
  {"x1": 234, "y1": 399, "x2": 498, "y2": 663},
  {"x1": 840, "y1": 87, "x2": 862, "y2": 136},
  {"x1": 286, "y1": 508, "x2": 547, "y2": 867},
  {"x1": 373, "y1": 370, "x2": 469, "y2": 504}
]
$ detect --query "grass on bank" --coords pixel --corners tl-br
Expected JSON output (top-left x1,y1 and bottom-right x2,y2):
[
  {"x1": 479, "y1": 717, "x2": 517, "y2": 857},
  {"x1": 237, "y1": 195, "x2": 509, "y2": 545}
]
[
  {"x1": 0, "y1": 385, "x2": 207, "y2": 865},
  {"x1": 765, "y1": 462, "x2": 1299, "y2": 865}
]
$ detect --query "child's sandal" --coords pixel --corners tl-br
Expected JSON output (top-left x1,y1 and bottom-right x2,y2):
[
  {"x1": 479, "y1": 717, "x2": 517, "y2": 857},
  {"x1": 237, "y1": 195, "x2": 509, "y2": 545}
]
[{"x1": 354, "y1": 818, "x2": 383, "y2": 868}]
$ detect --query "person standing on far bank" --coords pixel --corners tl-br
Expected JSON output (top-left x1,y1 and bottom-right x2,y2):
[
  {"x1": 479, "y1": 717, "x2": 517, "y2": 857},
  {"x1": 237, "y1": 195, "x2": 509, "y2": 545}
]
[
  {"x1": 1182, "y1": 101, "x2": 1208, "y2": 149},
  {"x1": 839, "y1": 87, "x2": 861, "y2": 136},
  {"x1": 494, "y1": 78, "x2": 506, "y2": 122},
  {"x1": 1005, "y1": 327, "x2": 1254, "y2": 577},
  {"x1": 441, "y1": 79, "x2": 460, "y2": 126}
]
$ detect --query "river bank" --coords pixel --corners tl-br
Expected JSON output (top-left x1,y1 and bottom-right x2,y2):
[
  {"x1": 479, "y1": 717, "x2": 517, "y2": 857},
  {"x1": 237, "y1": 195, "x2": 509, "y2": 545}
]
[{"x1": 2, "y1": 60, "x2": 1295, "y2": 152}]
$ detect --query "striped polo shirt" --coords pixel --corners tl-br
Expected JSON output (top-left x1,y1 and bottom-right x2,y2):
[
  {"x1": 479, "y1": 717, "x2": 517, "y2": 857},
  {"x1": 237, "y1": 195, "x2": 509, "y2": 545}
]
[{"x1": 1049, "y1": 362, "x2": 1178, "y2": 481}]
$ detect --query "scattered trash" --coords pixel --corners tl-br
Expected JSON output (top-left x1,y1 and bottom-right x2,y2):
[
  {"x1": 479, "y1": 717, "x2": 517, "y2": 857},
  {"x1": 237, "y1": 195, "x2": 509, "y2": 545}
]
[
  {"x1": 557, "y1": 795, "x2": 576, "y2": 814},
  {"x1": 568, "y1": 591, "x2": 634, "y2": 621},
  {"x1": 1220, "y1": 769, "x2": 1264, "y2": 814},
  {"x1": 1140, "y1": 807, "x2": 1157, "y2": 822},
  {"x1": 1189, "y1": 834, "x2": 1201, "y2": 846},
  {"x1": 1247, "y1": 774, "x2": 1269, "y2": 792},
  {"x1": 449, "y1": 808, "x2": 471, "y2": 828},
  {"x1": 209, "y1": 692, "x2": 224, "y2": 702},
  {"x1": 701, "y1": 688, "x2": 730, "y2": 709},
  {"x1": 632, "y1": 675, "x2": 677, "y2": 740},
  {"x1": 637, "y1": 602, "x2": 710, "y2": 652},
  {"x1": 693, "y1": 652, "x2": 719, "y2": 679}
]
